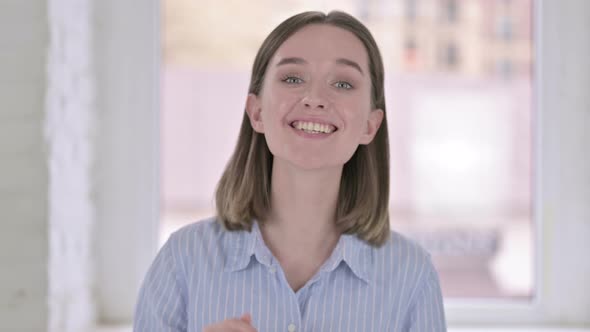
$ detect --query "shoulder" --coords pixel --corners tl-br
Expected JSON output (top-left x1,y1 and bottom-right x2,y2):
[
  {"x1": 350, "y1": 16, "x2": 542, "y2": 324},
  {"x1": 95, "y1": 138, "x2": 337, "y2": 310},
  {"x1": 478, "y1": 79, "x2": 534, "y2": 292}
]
[
  {"x1": 165, "y1": 215, "x2": 241, "y2": 253},
  {"x1": 163, "y1": 216, "x2": 250, "y2": 270},
  {"x1": 167, "y1": 216, "x2": 225, "y2": 245},
  {"x1": 377, "y1": 233, "x2": 446, "y2": 328},
  {"x1": 370, "y1": 230, "x2": 438, "y2": 293},
  {"x1": 377, "y1": 230, "x2": 433, "y2": 269}
]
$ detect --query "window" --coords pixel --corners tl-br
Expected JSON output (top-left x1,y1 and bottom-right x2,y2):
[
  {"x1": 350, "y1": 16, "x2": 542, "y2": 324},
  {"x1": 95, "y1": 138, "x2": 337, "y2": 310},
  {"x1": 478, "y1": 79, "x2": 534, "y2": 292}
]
[
  {"x1": 404, "y1": 37, "x2": 418, "y2": 67},
  {"x1": 161, "y1": 0, "x2": 534, "y2": 300},
  {"x1": 405, "y1": 0, "x2": 417, "y2": 22},
  {"x1": 441, "y1": 41, "x2": 459, "y2": 68},
  {"x1": 442, "y1": 0, "x2": 459, "y2": 23},
  {"x1": 162, "y1": 0, "x2": 535, "y2": 302},
  {"x1": 497, "y1": 16, "x2": 514, "y2": 41},
  {"x1": 497, "y1": 58, "x2": 513, "y2": 78}
]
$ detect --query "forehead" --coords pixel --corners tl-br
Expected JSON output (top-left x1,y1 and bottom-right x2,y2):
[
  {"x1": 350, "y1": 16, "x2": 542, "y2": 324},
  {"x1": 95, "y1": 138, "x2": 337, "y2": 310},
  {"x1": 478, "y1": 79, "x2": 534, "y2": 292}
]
[{"x1": 271, "y1": 24, "x2": 369, "y2": 70}]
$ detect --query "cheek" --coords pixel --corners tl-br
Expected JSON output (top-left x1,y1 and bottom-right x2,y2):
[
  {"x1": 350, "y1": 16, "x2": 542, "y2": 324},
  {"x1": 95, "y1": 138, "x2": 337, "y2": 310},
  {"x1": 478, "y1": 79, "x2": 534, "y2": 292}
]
[
  {"x1": 261, "y1": 91, "x2": 298, "y2": 120},
  {"x1": 339, "y1": 100, "x2": 372, "y2": 132}
]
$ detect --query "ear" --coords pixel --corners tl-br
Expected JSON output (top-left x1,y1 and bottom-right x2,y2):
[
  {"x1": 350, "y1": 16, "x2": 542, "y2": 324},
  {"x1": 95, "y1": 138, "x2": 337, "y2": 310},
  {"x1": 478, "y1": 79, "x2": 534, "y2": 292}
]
[
  {"x1": 246, "y1": 93, "x2": 264, "y2": 133},
  {"x1": 359, "y1": 109, "x2": 384, "y2": 145}
]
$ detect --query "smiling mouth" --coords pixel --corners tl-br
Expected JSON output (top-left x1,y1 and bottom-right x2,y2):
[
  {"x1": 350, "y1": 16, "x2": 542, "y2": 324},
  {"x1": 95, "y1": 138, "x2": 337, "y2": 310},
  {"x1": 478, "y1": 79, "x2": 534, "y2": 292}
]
[{"x1": 290, "y1": 120, "x2": 338, "y2": 134}]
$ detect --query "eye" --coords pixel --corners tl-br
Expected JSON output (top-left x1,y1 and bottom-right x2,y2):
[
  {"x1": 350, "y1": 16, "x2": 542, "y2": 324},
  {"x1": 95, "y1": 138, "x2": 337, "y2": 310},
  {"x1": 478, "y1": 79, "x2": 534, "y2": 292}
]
[
  {"x1": 281, "y1": 75, "x2": 304, "y2": 84},
  {"x1": 334, "y1": 81, "x2": 353, "y2": 90}
]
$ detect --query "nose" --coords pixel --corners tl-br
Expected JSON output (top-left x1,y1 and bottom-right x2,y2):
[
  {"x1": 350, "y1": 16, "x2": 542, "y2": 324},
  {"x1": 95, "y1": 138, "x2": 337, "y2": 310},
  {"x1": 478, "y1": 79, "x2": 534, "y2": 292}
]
[
  {"x1": 302, "y1": 84, "x2": 327, "y2": 110},
  {"x1": 303, "y1": 98, "x2": 325, "y2": 109}
]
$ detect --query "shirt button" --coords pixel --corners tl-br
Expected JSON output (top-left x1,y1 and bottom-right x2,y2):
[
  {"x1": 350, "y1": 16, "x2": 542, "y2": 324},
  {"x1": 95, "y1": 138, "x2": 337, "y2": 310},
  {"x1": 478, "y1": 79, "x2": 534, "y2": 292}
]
[
  {"x1": 269, "y1": 266, "x2": 276, "y2": 273},
  {"x1": 287, "y1": 323, "x2": 296, "y2": 332}
]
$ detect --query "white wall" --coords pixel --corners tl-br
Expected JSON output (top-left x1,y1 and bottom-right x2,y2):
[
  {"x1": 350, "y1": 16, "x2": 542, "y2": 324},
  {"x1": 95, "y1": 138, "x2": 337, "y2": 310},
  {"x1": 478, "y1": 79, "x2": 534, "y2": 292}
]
[
  {"x1": 46, "y1": 0, "x2": 97, "y2": 331},
  {"x1": 0, "y1": 0, "x2": 160, "y2": 327},
  {"x1": 0, "y1": 0, "x2": 50, "y2": 330},
  {"x1": 0, "y1": 0, "x2": 96, "y2": 331}
]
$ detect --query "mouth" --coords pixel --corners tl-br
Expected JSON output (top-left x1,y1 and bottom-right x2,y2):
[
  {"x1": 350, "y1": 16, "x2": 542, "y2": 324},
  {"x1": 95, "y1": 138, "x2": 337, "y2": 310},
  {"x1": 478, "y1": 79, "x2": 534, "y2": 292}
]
[{"x1": 289, "y1": 120, "x2": 338, "y2": 135}]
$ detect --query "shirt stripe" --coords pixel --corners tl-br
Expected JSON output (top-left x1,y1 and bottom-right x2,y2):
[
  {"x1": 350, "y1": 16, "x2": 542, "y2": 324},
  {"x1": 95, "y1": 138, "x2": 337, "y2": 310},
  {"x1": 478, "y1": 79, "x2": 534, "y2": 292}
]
[{"x1": 133, "y1": 217, "x2": 446, "y2": 331}]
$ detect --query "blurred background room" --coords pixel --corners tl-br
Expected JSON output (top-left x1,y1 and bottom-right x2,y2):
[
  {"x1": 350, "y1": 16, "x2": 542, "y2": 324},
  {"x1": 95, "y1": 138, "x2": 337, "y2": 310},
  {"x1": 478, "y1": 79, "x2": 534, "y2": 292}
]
[{"x1": 0, "y1": 0, "x2": 589, "y2": 331}]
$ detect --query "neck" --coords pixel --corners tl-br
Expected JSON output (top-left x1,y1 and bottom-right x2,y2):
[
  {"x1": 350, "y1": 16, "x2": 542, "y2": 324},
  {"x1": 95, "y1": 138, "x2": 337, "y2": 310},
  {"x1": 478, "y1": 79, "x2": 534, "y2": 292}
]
[{"x1": 260, "y1": 158, "x2": 342, "y2": 257}]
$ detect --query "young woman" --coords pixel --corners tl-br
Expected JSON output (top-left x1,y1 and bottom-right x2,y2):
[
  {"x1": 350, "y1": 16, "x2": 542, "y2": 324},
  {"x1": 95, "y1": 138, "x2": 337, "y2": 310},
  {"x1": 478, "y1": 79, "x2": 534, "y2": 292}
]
[{"x1": 134, "y1": 11, "x2": 446, "y2": 332}]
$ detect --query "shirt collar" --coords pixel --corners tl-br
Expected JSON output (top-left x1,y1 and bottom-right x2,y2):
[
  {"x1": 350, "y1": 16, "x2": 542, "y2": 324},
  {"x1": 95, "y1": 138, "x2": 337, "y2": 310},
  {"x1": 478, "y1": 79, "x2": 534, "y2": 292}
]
[
  {"x1": 319, "y1": 232, "x2": 374, "y2": 284},
  {"x1": 222, "y1": 219, "x2": 270, "y2": 272},
  {"x1": 222, "y1": 220, "x2": 374, "y2": 284}
]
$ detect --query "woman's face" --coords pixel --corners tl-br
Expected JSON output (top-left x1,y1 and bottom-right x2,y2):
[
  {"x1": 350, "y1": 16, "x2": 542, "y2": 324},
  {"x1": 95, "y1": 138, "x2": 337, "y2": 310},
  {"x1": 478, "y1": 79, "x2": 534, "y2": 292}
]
[{"x1": 247, "y1": 24, "x2": 383, "y2": 170}]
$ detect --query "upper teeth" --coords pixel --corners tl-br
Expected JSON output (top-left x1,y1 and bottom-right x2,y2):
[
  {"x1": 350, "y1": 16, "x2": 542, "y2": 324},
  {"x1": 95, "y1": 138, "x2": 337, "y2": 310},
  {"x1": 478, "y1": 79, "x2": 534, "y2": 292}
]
[{"x1": 294, "y1": 121, "x2": 335, "y2": 134}]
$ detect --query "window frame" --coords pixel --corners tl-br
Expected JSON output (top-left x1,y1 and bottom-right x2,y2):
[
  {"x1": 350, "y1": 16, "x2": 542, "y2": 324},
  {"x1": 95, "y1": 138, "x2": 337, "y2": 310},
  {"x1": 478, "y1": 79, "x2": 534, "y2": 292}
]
[
  {"x1": 95, "y1": 0, "x2": 590, "y2": 326},
  {"x1": 94, "y1": 0, "x2": 160, "y2": 323},
  {"x1": 445, "y1": 0, "x2": 590, "y2": 325}
]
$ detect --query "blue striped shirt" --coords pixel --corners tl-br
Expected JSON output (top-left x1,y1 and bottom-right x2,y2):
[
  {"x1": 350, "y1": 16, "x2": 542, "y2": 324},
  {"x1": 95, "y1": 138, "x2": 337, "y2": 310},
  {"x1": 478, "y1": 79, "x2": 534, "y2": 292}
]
[{"x1": 134, "y1": 217, "x2": 446, "y2": 331}]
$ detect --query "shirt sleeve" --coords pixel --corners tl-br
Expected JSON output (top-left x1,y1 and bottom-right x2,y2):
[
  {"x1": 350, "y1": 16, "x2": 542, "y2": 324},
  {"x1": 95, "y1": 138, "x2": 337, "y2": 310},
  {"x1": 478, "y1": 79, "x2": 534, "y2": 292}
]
[
  {"x1": 406, "y1": 257, "x2": 447, "y2": 332},
  {"x1": 133, "y1": 234, "x2": 188, "y2": 332}
]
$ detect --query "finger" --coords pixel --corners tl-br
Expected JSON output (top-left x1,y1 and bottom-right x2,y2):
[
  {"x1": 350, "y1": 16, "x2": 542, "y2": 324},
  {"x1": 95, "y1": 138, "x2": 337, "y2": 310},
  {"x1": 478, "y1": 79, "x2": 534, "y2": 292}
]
[
  {"x1": 225, "y1": 319, "x2": 257, "y2": 332},
  {"x1": 240, "y1": 313, "x2": 252, "y2": 325}
]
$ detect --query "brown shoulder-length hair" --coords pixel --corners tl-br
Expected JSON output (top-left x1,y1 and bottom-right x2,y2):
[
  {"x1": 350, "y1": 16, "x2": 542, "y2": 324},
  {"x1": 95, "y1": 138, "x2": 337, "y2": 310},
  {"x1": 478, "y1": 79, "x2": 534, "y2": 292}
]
[{"x1": 215, "y1": 10, "x2": 390, "y2": 247}]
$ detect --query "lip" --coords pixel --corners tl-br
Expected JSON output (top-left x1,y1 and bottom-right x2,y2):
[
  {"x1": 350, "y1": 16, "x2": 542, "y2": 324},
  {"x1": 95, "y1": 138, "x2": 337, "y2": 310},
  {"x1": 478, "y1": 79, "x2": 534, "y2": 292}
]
[{"x1": 290, "y1": 125, "x2": 335, "y2": 139}]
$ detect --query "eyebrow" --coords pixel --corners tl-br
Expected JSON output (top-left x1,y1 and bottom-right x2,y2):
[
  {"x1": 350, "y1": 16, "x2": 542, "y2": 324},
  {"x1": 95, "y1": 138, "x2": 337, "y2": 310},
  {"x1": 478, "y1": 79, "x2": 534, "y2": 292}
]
[
  {"x1": 335, "y1": 58, "x2": 364, "y2": 75},
  {"x1": 276, "y1": 57, "x2": 307, "y2": 66},
  {"x1": 276, "y1": 57, "x2": 364, "y2": 75}
]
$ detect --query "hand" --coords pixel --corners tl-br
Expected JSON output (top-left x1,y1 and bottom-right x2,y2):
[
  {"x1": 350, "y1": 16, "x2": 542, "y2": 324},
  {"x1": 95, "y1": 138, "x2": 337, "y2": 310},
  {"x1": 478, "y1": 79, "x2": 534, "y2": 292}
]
[{"x1": 202, "y1": 313, "x2": 257, "y2": 332}]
